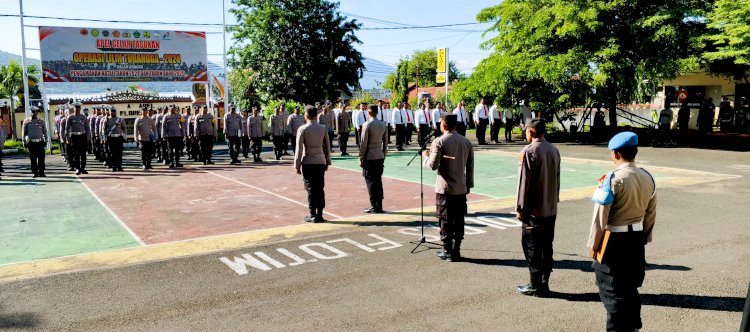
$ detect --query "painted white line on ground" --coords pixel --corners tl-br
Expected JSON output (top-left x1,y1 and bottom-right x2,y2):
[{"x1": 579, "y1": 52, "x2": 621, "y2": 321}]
[
  {"x1": 76, "y1": 175, "x2": 146, "y2": 246},
  {"x1": 203, "y1": 170, "x2": 344, "y2": 220}
]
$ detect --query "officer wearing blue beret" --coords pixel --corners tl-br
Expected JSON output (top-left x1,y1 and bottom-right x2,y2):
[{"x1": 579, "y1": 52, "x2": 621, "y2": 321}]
[{"x1": 587, "y1": 131, "x2": 657, "y2": 332}]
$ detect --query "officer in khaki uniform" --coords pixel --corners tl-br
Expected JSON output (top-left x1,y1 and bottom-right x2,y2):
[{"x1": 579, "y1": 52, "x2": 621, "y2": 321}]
[
  {"x1": 65, "y1": 103, "x2": 90, "y2": 175},
  {"x1": 224, "y1": 105, "x2": 243, "y2": 164},
  {"x1": 194, "y1": 106, "x2": 217, "y2": 165},
  {"x1": 22, "y1": 107, "x2": 48, "y2": 177},
  {"x1": 248, "y1": 108, "x2": 265, "y2": 162},
  {"x1": 359, "y1": 105, "x2": 388, "y2": 213},
  {"x1": 516, "y1": 118, "x2": 561, "y2": 296},
  {"x1": 161, "y1": 106, "x2": 185, "y2": 168},
  {"x1": 587, "y1": 132, "x2": 656, "y2": 332},
  {"x1": 270, "y1": 107, "x2": 287, "y2": 160},
  {"x1": 424, "y1": 114, "x2": 474, "y2": 262},
  {"x1": 335, "y1": 105, "x2": 352, "y2": 156},
  {"x1": 294, "y1": 106, "x2": 332, "y2": 223},
  {"x1": 134, "y1": 107, "x2": 157, "y2": 170},
  {"x1": 287, "y1": 106, "x2": 305, "y2": 153}
]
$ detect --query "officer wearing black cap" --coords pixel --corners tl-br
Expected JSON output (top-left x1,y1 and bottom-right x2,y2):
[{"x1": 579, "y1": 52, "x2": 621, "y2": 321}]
[
  {"x1": 587, "y1": 131, "x2": 656, "y2": 332},
  {"x1": 65, "y1": 102, "x2": 90, "y2": 175},
  {"x1": 516, "y1": 118, "x2": 560, "y2": 296},
  {"x1": 22, "y1": 106, "x2": 48, "y2": 177},
  {"x1": 224, "y1": 104, "x2": 243, "y2": 164},
  {"x1": 104, "y1": 106, "x2": 127, "y2": 172}
]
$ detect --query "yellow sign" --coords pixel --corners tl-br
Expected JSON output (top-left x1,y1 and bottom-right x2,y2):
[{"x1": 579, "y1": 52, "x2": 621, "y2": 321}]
[
  {"x1": 437, "y1": 48, "x2": 447, "y2": 73},
  {"x1": 436, "y1": 73, "x2": 446, "y2": 84}
]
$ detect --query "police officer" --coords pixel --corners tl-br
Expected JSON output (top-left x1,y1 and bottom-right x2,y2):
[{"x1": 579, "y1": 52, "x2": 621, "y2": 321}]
[
  {"x1": 185, "y1": 107, "x2": 198, "y2": 162},
  {"x1": 424, "y1": 114, "x2": 474, "y2": 262},
  {"x1": 248, "y1": 108, "x2": 265, "y2": 162},
  {"x1": 60, "y1": 107, "x2": 73, "y2": 171},
  {"x1": 294, "y1": 105, "x2": 332, "y2": 223},
  {"x1": 390, "y1": 102, "x2": 406, "y2": 151},
  {"x1": 489, "y1": 101, "x2": 502, "y2": 143},
  {"x1": 240, "y1": 109, "x2": 251, "y2": 159},
  {"x1": 194, "y1": 105, "x2": 217, "y2": 165},
  {"x1": 416, "y1": 103, "x2": 432, "y2": 146},
  {"x1": 287, "y1": 106, "x2": 305, "y2": 154},
  {"x1": 162, "y1": 106, "x2": 185, "y2": 168},
  {"x1": 353, "y1": 103, "x2": 368, "y2": 147},
  {"x1": 22, "y1": 107, "x2": 48, "y2": 178},
  {"x1": 318, "y1": 104, "x2": 336, "y2": 152},
  {"x1": 271, "y1": 106, "x2": 287, "y2": 160},
  {"x1": 452, "y1": 101, "x2": 468, "y2": 136},
  {"x1": 155, "y1": 107, "x2": 168, "y2": 164},
  {"x1": 360, "y1": 105, "x2": 388, "y2": 214},
  {"x1": 224, "y1": 104, "x2": 243, "y2": 164},
  {"x1": 280, "y1": 105, "x2": 291, "y2": 155},
  {"x1": 103, "y1": 107, "x2": 127, "y2": 172},
  {"x1": 587, "y1": 132, "x2": 656, "y2": 332},
  {"x1": 336, "y1": 104, "x2": 352, "y2": 156},
  {"x1": 65, "y1": 103, "x2": 90, "y2": 175},
  {"x1": 516, "y1": 118, "x2": 561, "y2": 296},
  {"x1": 473, "y1": 98, "x2": 490, "y2": 145},
  {"x1": 98, "y1": 106, "x2": 112, "y2": 167},
  {"x1": 503, "y1": 106, "x2": 514, "y2": 142},
  {"x1": 134, "y1": 107, "x2": 157, "y2": 170}
]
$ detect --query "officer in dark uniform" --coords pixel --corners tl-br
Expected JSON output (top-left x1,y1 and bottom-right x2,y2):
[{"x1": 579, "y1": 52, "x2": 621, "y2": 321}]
[
  {"x1": 104, "y1": 107, "x2": 127, "y2": 172},
  {"x1": 248, "y1": 108, "x2": 265, "y2": 162},
  {"x1": 587, "y1": 132, "x2": 656, "y2": 332},
  {"x1": 516, "y1": 118, "x2": 561, "y2": 296},
  {"x1": 65, "y1": 103, "x2": 90, "y2": 175},
  {"x1": 224, "y1": 104, "x2": 243, "y2": 164},
  {"x1": 194, "y1": 105, "x2": 217, "y2": 165},
  {"x1": 162, "y1": 106, "x2": 185, "y2": 168},
  {"x1": 134, "y1": 107, "x2": 157, "y2": 170},
  {"x1": 22, "y1": 107, "x2": 48, "y2": 177}
]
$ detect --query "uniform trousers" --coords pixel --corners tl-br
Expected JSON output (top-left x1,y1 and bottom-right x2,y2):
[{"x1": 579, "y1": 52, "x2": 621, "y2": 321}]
[
  {"x1": 139, "y1": 140, "x2": 154, "y2": 167},
  {"x1": 161, "y1": 138, "x2": 170, "y2": 163},
  {"x1": 476, "y1": 118, "x2": 489, "y2": 144},
  {"x1": 490, "y1": 119, "x2": 502, "y2": 142},
  {"x1": 394, "y1": 124, "x2": 405, "y2": 150},
  {"x1": 354, "y1": 128, "x2": 361, "y2": 146},
  {"x1": 191, "y1": 137, "x2": 201, "y2": 161},
  {"x1": 153, "y1": 137, "x2": 161, "y2": 160},
  {"x1": 241, "y1": 136, "x2": 250, "y2": 157},
  {"x1": 28, "y1": 141, "x2": 46, "y2": 175},
  {"x1": 362, "y1": 159, "x2": 384, "y2": 208},
  {"x1": 593, "y1": 231, "x2": 646, "y2": 332},
  {"x1": 199, "y1": 135, "x2": 215, "y2": 162},
  {"x1": 418, "y1": 124, "x2": 430, "y2": 146},
  {"x1": 70, "y1": 134, "x2": 88, "y2": 171},
  {"x1": 328, "y1": 129, "x2": 335, "y2": 150},
  {"x1": 436, "y1": 193, "x2": 467, "y2": 246},
  {"x1": 338, "y1": 132, "x2": 350, "y2": 154},
  {"x1": 302, "y1": 164, "x2": 326, "y2": 215},
  {"x1": 504, "y1": 120, "x2": 514, "y2": 141},
  {"x1": 272, "y1": 135, "x2": 284, "y2": 158},
  {"x1": 227, "y1": 136, "x2": 241, "y2": 161},
  {"x1": 166, "y1": 136, "x2": 183, "y2": 166},
  {"x1": 456, "y1": 122, "x2": 467, "y2": 136},
  {"x1": 521, "y1": 215, "x2": 556, "y2": 284},
  {"x1": 283, "y1": 133, "x2": 291, "y2": 152},
  {"x1": 251, "y1": 137, "x2": 263, "y2": 157},
  {"x1": 107, "y1": 136, "x2": 124, "y2": 169},
  {"x1": 65, "y1": 142, "x2": 73, "y2": 168},
  {"x1": 406, "y1": 123, "x2": 415, "y2": 143}
]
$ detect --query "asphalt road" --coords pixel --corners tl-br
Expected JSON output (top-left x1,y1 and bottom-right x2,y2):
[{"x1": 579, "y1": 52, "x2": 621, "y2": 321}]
[{"x1": 1, "y1": 142, "x2": 748, "y2": 331}]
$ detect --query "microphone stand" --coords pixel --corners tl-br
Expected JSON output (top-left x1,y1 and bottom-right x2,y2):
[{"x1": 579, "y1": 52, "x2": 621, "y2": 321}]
[{"x1": 407, "y1": 132, "x2": 442, "y2": 253}]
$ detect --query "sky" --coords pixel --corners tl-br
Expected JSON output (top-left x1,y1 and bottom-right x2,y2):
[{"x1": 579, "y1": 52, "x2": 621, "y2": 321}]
[{"x1": 0, "y1": 0, "x2": 498, "y2": 75}]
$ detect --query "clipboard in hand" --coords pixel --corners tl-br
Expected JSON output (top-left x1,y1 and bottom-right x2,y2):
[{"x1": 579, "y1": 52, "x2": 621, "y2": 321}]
[{"x1": 593, "y1": 230, "x2": 611, "y2": 263}]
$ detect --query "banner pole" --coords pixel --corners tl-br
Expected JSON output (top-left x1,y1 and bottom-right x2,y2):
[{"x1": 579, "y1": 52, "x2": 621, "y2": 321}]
[
  {"x1": 19, "y1": 0, "x2": 31, "y2": 118},
  {"x1": 445, "y1": 48, "x2": 449, "y2": 108},
  {"x1": 222, "y1": 0, "x2": 229, "y2": 105}
]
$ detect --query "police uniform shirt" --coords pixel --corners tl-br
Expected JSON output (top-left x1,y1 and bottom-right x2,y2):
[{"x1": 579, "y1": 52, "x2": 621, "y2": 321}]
[
  {"x1": 88, "y1": 114, "x2": 98, "y2": 137},
  {"x1": 424, "y1": 130, "x2": 474, "y2": 195},
  {"x1": 248, "y1": 115, "x2": 264, "y2": 138},
  {"x1": 587, "y1": 162, "x2": 656, "y2": 250},
  {"x1": 105, "y1": 116, "x2": 127, "y2": 138},
  {"x1": 359, "y1": 118, "x2": 388, "y2": 162},
  {"x1": 154, "y1": 113, "x2": 164, "y2": 139},
  {"x1": 270, "y1": 113, "x2": 287, "y2": 136},
  {"x1": 224, "y1": 113, "x2": 243, "y2": 137},
  {"x1": 293, "y1": 122, "x2": 332, "y2": 171},
  {"x1": 186, "y1": 114, "x2": 196, "y2": 137},
  {"x1": 317, "y1": 112, "x2": 335, "y2": 131},
  {"x1": 453, "y1": 107, "x2": 468, "y2": 125},
  {"x1": 287, "y1": 114, "x2": 305, "y2": 135},
  {"x1": 59, "y1": 115, "x2": 69, "y2": 141},
  {"x1": 195, "y1": 114, "x2": 216, "y2": 136},
  {"x1": 336, "y1": 111, "x2": 352, "y2": 134},
  {"x1": 516, "y1": 137, "x2": 561, "y2": 217},
  {"x1": 23, "y1": 118, "x2": 47, "y2": 141},
  {"x1": 134, "y1": 116, "x2": 156, "y2": 141},
  {"x1": 162, "y1": 113, "x2": 184, "y2": 138}
]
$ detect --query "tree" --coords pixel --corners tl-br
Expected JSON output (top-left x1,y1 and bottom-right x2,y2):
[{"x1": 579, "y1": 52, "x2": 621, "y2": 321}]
[
  {"x1": 474, "y1": 0, "x2": 711, "y2": 127},
  {"x1": 383, "y1": 49, "x2": 463, "y2": 97},
  {"x1": 0, "y1": 60, "x2": 40, "y2": 138},
  {"x1": 229, "y1": 0, "x2": 365, "y2": 103},
  {"x1": 701, "y1": 0, "x2": 750, "y2": 83}
]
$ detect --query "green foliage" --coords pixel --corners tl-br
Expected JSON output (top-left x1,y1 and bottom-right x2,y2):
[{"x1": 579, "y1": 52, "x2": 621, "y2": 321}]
[
  {"x1": 229, "y1": 0, "x2": 365, "y2": 103},
  {"x1": 349, "y1": 90, "x2": 377, "y2": 109},
  {"x1": 263, "y1": 99, "x2": 303, "y2": 118},
  {"x1": 382, "y1": 49, "x2": 464, "y2": 95},
  {"x1": 701, "y1": 0, "x2": 750, "y2": 82},
  {"x1": 127, "y1": 84, "x2": 138, "y2": 92}
]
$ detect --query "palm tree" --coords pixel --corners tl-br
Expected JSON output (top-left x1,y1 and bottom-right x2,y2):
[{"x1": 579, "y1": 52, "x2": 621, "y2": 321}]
[{"x1": 0, "y1": 60, "x2": 40, "y2": 138}]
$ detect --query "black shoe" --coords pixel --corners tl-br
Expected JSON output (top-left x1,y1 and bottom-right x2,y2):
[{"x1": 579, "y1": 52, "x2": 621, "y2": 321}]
[
  {"x1": 341, "y1": 152, "x2": 350, "y2": 156},
  {"x1": 314, "y1": 215, "x2": 325, "y2": 223},
  {"x1": 283, "y1": 152, "x2": 291, "y2": 156},
  {"x1": 304, "y1": 215, "x2": 316, "y2": 223},
  {"x1": 207, "y1": 161, "x2": 214, "y2": 165},
  {"x1": 76, "y1": 170, "x2": 82, "y2": 175},
  {"x1": 32, "y1": 174, "x2": 38, "y2": 178},
  {"x1": 202, "y1": 161, "x2": 207, "y2": 165},
  {"x1": 147, "y1": 165, "x2": 154, "y2": 169},
  {"x1": 169, "y1": 164, "x2": 175, "y2": 169},
  {"x1": 447, "y1": 251, "x2": 461, "y2": 262},
  {"x1": 516, "y1": 283, "x2": 549, "y2": 297},
  {"x1": 68, "y1": 167, "x2": 75, "y2": 171},
  {"x1": 436, "y1": 250, "x2": 451, "y2": 260},
  {"x1": 143, "y1": 165, "x2": 148, "y2": 170},
  {"x1": 230, "y1": 160, "x2": 237, "y2": 165},
  {"x1": 81, "y1": 170, "x2": 88, "y2": 174},
  {"x1": 175, "y1": 164, "x2": 184, "y2": 168},
  {"x1": 39, "y1": 173, "x2": 46, "y2": 177},
  {"x1": 157, "y1": 159, "x2": 163, "y2": 163},
  {"x1": 111, "y1": 168, "x2": 118, "y2": 172}
]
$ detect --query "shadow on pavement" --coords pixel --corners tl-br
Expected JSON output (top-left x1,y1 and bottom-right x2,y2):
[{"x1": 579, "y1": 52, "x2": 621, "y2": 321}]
[
  {"x1": 459, "y1": 258, "x2": 691, "y2": 273},
  {"x1": 548, "y1": 292, "x2": 745, "y2": 312},
  {"x1": 0, "y1": 306, "x2": 43, "y2": 329}
]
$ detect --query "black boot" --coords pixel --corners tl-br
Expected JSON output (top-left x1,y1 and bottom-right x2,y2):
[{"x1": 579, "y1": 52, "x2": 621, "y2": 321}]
[
  {"x1": 450, "y1": 239, "x2": 462, "y2": 262},
  {"x1": 517, "y1": 274, "x2": 548, "y2": 297},
  {"x1": 436, "y1": 240, "x2": 452, "y2": 260},
  {"x1": 315, "y1": 209, "x2": 325, "y2": 223}
]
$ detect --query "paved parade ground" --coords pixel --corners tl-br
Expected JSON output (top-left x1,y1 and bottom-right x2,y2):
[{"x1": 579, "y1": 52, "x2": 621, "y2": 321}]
[{"x1": 0, "y1": 142, "x2": 748, "y2": 330}]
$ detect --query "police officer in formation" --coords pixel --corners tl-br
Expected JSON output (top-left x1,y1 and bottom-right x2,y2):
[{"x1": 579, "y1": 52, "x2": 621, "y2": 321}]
[
  {"x1": 162, "y1": 106, "x2": 185, "y2": 168},
  {"x1": 474, "y1": 98, "x2": 490, "y2": 145},
  {"x1": 287, "y1": 106, "x2": 305, "y2": 154},
  {"x1": 294, "y1": 105, "x2": 332, "y2": 223},
  {"x1": 22, "y1": 107, "x2": 48, "y2": 178},
  {"x1": 270, "y1": 106, "x2": 287, "y2": 160},
  {"x1": 103, "y1": 107, "x2": 127, "y2": 172},
  {"x1": 318, "y1": 104, "x2": 336, "y2": 152},
  {"x1": 335, "y1": 104, "x2": 352, "y2": 156},
  {"x1": 587, "y1": 132, "x2": 656, "y2": 332},
  {"x1": 194, "y1": 105, "x2": 217, "y2": 165},
  {"x1": 353, "y1": 103, "x2": 368, "y2": 147},
  {"x1": 65, "y1": 103, "x2": 90, "y2": 175},
  {"x1": 240, "y1": 109, "x2": 251, "y2": 159},
  {"x1": 186, "y1": 106, "x2": 201, "y2": 162},
  {"x1": 248, "y1": 108, "x2": 265, "y2": 163},
  {"x1": 155, "y1": 107, "x2": 168, "y2": 163},
  {"x1": 359, "y1": 104, "x2": 388, "y2": 214},
  {"x1": 224, "y1": 105, "x2": 243, "y2": 164},
  {"x1": 134, "y1": 107, "x2": 157, "y2": 170},
  {"x1": 390, "y1": 102, "x2": 407, "y2": 151}
]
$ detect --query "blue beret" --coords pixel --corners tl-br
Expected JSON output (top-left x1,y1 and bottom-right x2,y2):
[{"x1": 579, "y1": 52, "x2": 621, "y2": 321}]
[{"x1": 608, "y1": 132, "x2": 638, "y2": 150}]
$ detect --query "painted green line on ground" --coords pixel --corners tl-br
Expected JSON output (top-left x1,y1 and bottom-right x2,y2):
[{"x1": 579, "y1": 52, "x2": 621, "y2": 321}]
[
  {"x1": 332, "y1": 151, "x2": 665, "y2": 198},
  {"x1": 0, "y1": 175, "x2": 141, "y2": 265}
]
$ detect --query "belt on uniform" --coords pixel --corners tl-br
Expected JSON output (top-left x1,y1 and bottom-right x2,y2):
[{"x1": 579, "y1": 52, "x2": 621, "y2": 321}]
[
  {"x1": 607, "y1": 222, "x2": 643, "y2": 233},
  {"x1": 29, "y1": 138, "x2": 44, "y2": 143},
  {"x1": 71, "y1": 131, "x2": 86, "y2": 135},
  {"x1": 109, "y1": 134, "x2": 122, "y2": 137}
]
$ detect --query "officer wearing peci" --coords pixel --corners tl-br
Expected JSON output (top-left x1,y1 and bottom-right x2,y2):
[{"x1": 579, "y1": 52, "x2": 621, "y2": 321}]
[
  {"x1": 294, "y1": 105, "x2": 332, "y2": 223},
  {"x1": 224, "y1": 104, "x2": 244, "y2": 164},
  {"x1": 22, "y1": 106, "x2": 48, "y2": 178},
  {"x1": 134, "y1": 107, "x2": 157, "y2": 170},
  {"x1": 587, "y1": 132, "x2": 656, "y2": 332},
  {"x1": 162, "y1": 106, "x2": 185, "y2": 168},
  {"x1": 424, "y1": 114, "x2": 474, "y2": 262},
  {"x1": 516, "y1": 118, "x2": 561, "y2": 297},
  {"x1": 65, "y1": 103, "x2": 90, "y2": 175},
  {"x1": 194, "y1": 105, "x2": 217, "y2": 165},
  {"x1": 240, "y1": 109, "x2": 251, "y2": 159},
  {"x1": 103, "y1": 106, "x2": 127, "y2": 172},
  {"x1": 359, "y1": 105, "x2": 388, "y2": 214}
]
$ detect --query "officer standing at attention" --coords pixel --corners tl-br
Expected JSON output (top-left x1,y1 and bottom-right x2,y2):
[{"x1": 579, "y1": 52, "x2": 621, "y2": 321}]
[
  {"x1": 155, "y1": 107, "x2": 167, "y2": 164},
  {"x1": 404, "y1": 103, "x2": 415, "y2": 145},
  {"x1": 162, "y1": 106, "x2": 185, "y2": 168},
  {"x1": 287, "y1": 106, "x2": 305, "y2": 153},
  {"x1": 360, "y1": 105, "x2": 388, "y2": 214},
  {"x1": 416, "y1": 103, "x2": 432, "y2": 146},
  {"x1": 65, "y1": 103, "x2": 90, "y2": 175},
  {"x1": 503, "y1": 106, "x2": 514, "y2": 142},
  {"x1": 489, "y1": 100, "x2": 502, "y2": 143},
  {"x1": 194, "y1": 105, "x2": 217, "y2": 165},
  {"x1": 294, "y1": 105, "x2": 332, "y2": 223},
  {"x1": 248, "y1": 108, "x2": 265, "y2": 162},
  {"x1": 452, "y1": 101, "x2": 468, "y2": 136},
  {"x1": 318, "y1": 104, "x2": 336, "y2": 152},
  {"x1": 134, "y1": 107, "x2": 157, "y2": 170},
  {"x1": 240, "y1": 109, "x2": 251, "y2": 159},
  {"x1": 391, "y1": 102, "x2": 406, "y2": 151},
  {"x1": 353, "y1": 103, "x2": 368, "y2": 147},
  {"x1": 474, "y1": 98, "x2": 490, "y2": 145},
  {"x1": 516, "y1": 118, "x2": 561, "y2": 296},
  {"x1": 280, "y1": 105, "x2": 292, "y2": 156},
  {"x1": 271, "y1": 106, "x2": 287, "y2": 160},
  {"x1": 103, "y1": 107, "x2": 127, "y2": 172},
  {"x1": 224, "y1": 105, "x2": 244, "y2": 164},
  {"x1": 587, "y1": 132, "x2": 656, "y2": 332},
  {"x1": 424, "y1": 114, "x2": 474, "y2": 262},
  {"x1": 185, "y1": 107, "x2": 196, "y2": 161},
  {"x1": 22, "y1": 107, "x2": 48, "y2": 178},
  {"x1": 336, "y1": 104, "x2": 352, "y2": 156}
]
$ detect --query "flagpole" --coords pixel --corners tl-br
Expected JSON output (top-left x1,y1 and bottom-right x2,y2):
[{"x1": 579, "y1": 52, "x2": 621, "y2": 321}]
[
  {"x1": 19, "y1": 0, "x2": 31, "y2": 118},
  {"x1": 222, "y1": 0, "x2": 229, "y2": 105}
]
